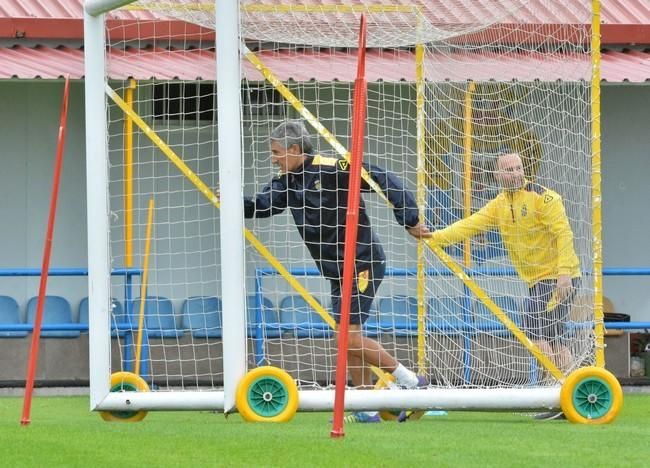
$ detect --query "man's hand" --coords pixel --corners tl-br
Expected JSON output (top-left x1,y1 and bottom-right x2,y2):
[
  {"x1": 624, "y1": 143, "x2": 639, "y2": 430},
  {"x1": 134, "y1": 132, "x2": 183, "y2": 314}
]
[
  {"x1": 406, "y1": 223, "x2": 432, "y2": 239},
  {"x1": 555, "y1": 274, "x2": 573, "y2": 302}
]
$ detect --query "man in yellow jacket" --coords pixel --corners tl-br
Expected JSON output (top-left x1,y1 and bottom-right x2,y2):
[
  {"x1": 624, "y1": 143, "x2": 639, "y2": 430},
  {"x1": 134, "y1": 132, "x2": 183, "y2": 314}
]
[
  {"x1": 424, "y1": 97, "x2": 543, "y2": 229},
  {"x1": 430, "y1": 151, "x2": 581, "y2": 420}
]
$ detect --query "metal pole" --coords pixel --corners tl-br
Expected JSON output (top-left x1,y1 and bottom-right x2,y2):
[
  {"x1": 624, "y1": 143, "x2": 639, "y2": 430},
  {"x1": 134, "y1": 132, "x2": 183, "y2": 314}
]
[
  {"x1": 84, "y1": 6, "x2": 111, "y2": 409},
  {"x1": 216, "y1": 0, "x2": 247, "y2": 413},
  {"x1": 85, "y1": 0, "x2": 138, "y2": 17}
]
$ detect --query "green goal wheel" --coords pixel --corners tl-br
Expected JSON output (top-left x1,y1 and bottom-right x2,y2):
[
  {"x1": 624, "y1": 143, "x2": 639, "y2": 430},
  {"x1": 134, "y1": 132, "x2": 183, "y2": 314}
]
[
  {"x1": 236, "y1": 366, "x2": 299, "y2": 422},
  {"x1": 100, "y1": 371, "x2": 150, "y2": 422},
  {"x1": 560, "y1": 367, "x2": 623, "y2": 424}
]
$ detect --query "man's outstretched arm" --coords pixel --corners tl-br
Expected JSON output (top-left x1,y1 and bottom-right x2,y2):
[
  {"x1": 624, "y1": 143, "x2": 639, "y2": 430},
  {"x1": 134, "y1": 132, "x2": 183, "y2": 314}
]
[{"x1": 243, "y1": 178, "x2": 288, "y2": 219}]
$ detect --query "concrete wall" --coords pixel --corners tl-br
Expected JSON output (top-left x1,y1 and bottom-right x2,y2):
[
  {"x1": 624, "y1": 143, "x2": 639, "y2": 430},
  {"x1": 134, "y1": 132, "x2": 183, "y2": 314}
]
[{"x1": 0, "y1": 334, "x2": 633, "y2": 384}]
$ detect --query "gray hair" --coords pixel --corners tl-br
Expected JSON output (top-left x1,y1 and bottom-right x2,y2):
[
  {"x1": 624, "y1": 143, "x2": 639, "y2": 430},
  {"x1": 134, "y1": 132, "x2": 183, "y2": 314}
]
[{"x1": 269, "y1": 120, "x2": 314, "y2": 155}]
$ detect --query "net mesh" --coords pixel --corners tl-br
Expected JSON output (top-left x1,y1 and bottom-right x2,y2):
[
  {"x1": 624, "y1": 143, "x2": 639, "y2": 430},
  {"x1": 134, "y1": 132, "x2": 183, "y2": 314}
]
[{"x1": 103, "y1": 0, "x2": 596, "y2": 393}]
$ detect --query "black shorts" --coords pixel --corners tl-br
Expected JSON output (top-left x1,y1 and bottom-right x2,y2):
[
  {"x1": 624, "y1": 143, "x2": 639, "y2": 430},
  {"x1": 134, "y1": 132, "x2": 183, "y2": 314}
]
[
  {"x1": 330, "y1": 261, "x2": 385, "y2": 325},
  {"x1": 522, "y1": 278, "x2": 579, "y2": 342}
]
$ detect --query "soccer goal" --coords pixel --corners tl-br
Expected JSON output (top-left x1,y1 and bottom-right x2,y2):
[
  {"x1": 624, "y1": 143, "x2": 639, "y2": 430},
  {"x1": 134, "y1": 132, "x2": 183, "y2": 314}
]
[{"x1": 84, "y1": 0, "x2": 622, "y2": 424}]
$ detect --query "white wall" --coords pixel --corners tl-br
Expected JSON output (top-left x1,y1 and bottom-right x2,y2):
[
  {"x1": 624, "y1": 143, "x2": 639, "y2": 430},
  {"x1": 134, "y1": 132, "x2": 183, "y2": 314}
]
[
  {"x1": 601, "y1": 84, "x2": 650, "y2": 320},
  {"x1": 0, "y1": 80, "x2": 648, "y2": 320},
  {"x1": 0, "y1": 81, "x2": 87, "y2": 319}
]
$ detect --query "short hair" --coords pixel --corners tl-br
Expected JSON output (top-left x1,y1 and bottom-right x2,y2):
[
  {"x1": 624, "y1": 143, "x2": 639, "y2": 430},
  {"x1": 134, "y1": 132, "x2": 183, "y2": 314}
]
[
  {"x1": 269, "y1": 120, "x2": 314, "y2": 155},
  {"x1": 496, "y1": 149, "x2": 522, "y2": 170}
]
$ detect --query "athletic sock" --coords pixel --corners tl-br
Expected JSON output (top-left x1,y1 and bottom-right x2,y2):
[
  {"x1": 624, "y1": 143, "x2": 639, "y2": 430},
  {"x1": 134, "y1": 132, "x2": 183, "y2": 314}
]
[{"x1": 392, "y1": 363, "x2": 419, "y2": 388}]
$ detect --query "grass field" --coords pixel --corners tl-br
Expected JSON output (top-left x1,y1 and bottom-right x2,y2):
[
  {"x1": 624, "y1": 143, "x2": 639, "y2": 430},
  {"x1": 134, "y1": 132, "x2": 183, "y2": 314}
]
[{"x1": 1, "y1": 394, "x2": 649, "y2": 467}]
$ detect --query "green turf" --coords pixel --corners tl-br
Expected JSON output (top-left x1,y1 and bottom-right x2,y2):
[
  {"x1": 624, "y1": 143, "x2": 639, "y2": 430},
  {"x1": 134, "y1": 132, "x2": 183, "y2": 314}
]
[{"x1": 1, "y1": 394, "x2": 649, "y2": 467}]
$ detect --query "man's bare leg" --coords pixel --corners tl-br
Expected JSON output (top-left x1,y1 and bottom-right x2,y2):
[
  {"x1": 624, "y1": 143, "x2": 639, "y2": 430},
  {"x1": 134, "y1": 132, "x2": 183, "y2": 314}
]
[
  {"x1": 347, "y1": 353, "x2": 375, "y2": 388},
  {"x1": 533, "y1": 339, "x2": 572, "y2": 378},
  {"x1": 336, "y1": 325, "x2": 420, "y2": 388},
  {"x1": 341, "y1": 325, "x2": 397, "y2": 373}
]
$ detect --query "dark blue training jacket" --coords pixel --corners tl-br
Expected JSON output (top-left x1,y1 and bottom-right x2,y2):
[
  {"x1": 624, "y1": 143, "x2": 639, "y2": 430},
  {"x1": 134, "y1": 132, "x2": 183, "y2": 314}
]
[{"x1": 244, "y1": 154, "x2": 420, "y2": 280}]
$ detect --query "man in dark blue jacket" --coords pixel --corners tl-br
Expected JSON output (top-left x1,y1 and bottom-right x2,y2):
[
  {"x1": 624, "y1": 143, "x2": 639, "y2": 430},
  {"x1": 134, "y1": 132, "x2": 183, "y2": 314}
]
[{"x1": 244, "y1": 121, "x2": 431, "y2": 422}]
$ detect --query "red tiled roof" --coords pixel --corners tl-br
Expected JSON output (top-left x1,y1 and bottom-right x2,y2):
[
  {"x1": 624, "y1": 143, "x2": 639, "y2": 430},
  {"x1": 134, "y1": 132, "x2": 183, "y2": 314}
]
[
  {"x1": 0, "y1": 0, "x2": 648, "y2": 44},
  {"x1": 0, "y1": 0, "x2": 152, "y2": 19},
  {"x1": 2, "y1": 0, "x2": 649, "y2": 24},
  {"x1": 0, "y1": 45, "x2": 648, "y2": 82}
]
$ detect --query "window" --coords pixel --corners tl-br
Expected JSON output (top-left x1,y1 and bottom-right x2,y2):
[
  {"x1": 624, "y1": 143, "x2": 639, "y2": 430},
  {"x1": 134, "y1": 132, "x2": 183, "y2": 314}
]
[
  {"x1": 153, "y1": 82, "x2": 217, "y2": 122},
  {"x1": 153, "y1": 81, "x2": 285, "y2": 122}
]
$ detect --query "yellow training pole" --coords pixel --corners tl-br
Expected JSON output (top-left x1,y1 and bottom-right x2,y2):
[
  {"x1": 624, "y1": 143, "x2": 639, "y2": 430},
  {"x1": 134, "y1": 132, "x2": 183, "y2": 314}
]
[
  {"x1": 127, "y1": 3, "x2": 419, "y2": 14},
  {"x1": 462, "y1": 82, "x2": 476, "y2": 268},
  {"x1": 135, "y1": 198, "x2": 154, "y2": 376},
  {"x1": 415, "y1": 42, "x2": 427, "y2": 374},
  {"x1": 124, "y1": 79, "x2": 136, "y2": 268},
  {"x1": 591, "y1": 0, "x2": 604, "y2": 367},
  {"x1": 244, "y1": 4, "x2": 418, "y2": 14}
]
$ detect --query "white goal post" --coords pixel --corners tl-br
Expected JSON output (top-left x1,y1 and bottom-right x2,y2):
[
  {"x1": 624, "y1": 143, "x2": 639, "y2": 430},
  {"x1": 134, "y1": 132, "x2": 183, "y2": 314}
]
[{"x1": 84, "y1": 0, "x2": 614, "y2": 419}]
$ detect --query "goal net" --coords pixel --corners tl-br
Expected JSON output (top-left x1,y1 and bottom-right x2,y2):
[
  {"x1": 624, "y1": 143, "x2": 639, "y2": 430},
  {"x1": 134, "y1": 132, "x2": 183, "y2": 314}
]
[{"x1": 90, "y1": 0, "x2": 599, "y2": 413}]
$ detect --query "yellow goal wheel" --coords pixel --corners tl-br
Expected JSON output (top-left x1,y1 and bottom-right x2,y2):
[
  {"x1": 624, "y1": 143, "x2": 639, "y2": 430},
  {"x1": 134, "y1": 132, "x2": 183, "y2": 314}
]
[
  {"x1": 560, "y1": 366, "x2": 623, "y2": 424},
  {"x1": 374, "y1": 374, "x2": 425, "y2": 422},
  {"x1": 236, "y1": 366, "x2": 299, "y2": 422},
  {"x1": 100, "y1": 371, "x2": 150, "y2": 422}
]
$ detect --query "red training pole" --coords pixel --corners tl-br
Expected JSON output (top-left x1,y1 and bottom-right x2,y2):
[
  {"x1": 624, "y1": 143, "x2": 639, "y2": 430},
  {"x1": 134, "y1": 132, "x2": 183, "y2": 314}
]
[
  {"x1": 331, "y1": 15, "x2": 368, "y2": 439},
  {"x1": 21, "y1": 76, "x2": 71, "y2": 425}
]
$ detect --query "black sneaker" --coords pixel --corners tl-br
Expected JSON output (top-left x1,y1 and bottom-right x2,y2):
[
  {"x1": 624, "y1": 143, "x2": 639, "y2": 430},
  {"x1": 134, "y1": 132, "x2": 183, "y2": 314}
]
[
  {"x1": 533, "y1": 411, "x2": 566, "y2": 421},
  {"x1": 397, "y1": 410, "x2": 424, "y2": 422}
]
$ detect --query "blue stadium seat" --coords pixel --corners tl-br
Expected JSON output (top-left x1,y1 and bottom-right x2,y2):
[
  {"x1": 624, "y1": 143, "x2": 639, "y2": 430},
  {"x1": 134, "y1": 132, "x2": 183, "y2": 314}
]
[
  {"x1": 428, "y1": 296, "x2": 470, "y2": 332},
  {"x1": 181, "y1": 296, "x2": 222, "y2": 338},
  {"x1": 376, "y1": 296, "x2": 418, "y2": 334},
  {"x1": 278, "y1": 295, "x2": 330, "y2": 337},
  {"x1": 246, "y1": 295, "x2": 279, "y2": 338},
  {"x1": 26, "y1": 295, "x2": 79, "y2": 338},
  {"x1": 473, "y1": 295, "x2": 522, "y2": 332},
  {"x1": 0, "y1": 295, "x2": 27, "y2": 338},
  {"x1": 132, "y1": 296, "x2": 183, "y2": 338},
  {"x1": 78, "y1": 297, "x2": 125, "y2": 336}
]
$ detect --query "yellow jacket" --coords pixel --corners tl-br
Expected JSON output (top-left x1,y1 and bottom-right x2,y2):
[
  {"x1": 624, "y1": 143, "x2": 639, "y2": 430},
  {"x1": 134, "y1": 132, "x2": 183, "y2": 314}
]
[{"x1": 430, "y1": 182, "x2": 581, "y2": 286}]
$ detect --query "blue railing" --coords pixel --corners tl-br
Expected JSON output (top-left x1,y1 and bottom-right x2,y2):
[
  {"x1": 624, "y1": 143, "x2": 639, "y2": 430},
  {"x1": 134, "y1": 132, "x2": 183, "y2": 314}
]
[
  {"x1": 0, "y1": 268, "x2": 141, "y2": 332},
  {"x1": 253, "y1": 266, "x2": 650, "y2": 379},
  {"x1": 0, "y1": 266, "x2": 647, "y2": 380},
  {"x1": 0, "y1": 267, "x2": 143, "y2": 372}
]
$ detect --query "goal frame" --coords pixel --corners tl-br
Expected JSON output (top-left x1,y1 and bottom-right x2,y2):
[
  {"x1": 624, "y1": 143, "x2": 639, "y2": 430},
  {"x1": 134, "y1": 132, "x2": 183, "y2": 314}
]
[{"x1": 84, "y1": 0, "x2": 603, "y2": 415}]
